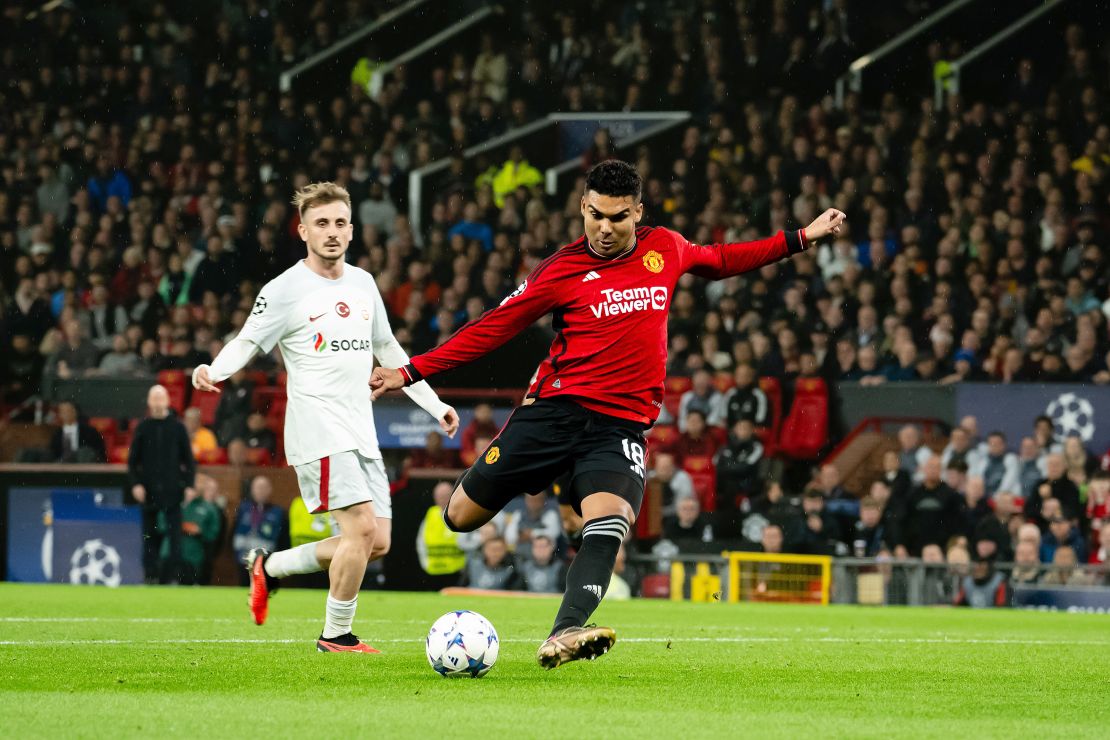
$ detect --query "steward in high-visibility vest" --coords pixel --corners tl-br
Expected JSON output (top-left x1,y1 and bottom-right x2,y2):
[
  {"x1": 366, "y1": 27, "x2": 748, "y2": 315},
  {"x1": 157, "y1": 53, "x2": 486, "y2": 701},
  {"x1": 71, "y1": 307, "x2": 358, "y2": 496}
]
[{"x1": 417, "y1": 505, "x2": 466, "y2": 576}]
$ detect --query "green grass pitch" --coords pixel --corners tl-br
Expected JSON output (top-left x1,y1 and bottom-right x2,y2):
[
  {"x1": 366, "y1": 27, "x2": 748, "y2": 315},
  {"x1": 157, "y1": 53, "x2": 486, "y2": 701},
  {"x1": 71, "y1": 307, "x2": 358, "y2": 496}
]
[{"x1": 0, "y1": 584, "x2": 1105, "y2": 738}]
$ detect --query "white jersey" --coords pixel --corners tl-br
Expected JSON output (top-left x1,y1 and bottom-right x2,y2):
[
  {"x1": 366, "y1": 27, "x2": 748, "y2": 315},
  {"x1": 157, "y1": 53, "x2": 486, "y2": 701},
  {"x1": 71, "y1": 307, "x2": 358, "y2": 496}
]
[{"x1": 219, "y1": 260, "x2": 448, "y2": 466}]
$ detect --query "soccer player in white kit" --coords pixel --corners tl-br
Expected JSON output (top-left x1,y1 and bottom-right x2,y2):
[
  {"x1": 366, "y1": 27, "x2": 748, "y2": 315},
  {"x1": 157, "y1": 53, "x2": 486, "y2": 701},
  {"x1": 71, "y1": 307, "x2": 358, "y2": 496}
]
[{"x1": 192, "y1": 182, "x2": 458, "y2": 653}]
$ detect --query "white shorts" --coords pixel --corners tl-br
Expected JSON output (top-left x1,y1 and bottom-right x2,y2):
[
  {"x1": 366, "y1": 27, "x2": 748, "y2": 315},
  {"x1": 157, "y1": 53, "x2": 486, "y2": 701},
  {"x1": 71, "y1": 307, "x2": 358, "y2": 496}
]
[{"x1": 294, "y1": 450, "x2": 391, "y2": 518}]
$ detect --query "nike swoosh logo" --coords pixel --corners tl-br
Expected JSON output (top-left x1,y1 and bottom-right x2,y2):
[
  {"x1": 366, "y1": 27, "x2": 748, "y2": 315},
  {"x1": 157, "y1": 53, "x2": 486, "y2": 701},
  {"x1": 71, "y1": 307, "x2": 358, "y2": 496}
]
[{"x1": 309, "y1": 313, "x2": 327, "y2": 322}]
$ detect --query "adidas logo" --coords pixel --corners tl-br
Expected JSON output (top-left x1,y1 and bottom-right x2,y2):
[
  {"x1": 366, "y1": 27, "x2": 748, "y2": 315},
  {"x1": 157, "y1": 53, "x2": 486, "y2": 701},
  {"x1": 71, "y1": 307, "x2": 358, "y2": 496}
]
[
  {"x1": 583, "y1": 584, "x2": 603, "y2": 600},
  {"x1": 581, "y1": 271, "x2": 601, "y2": 282}
]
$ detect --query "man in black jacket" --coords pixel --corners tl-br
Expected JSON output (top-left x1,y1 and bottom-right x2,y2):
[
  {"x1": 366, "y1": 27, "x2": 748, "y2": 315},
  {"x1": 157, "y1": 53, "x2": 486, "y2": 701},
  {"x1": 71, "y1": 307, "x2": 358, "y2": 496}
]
[
  {"x1": 897, "y1": 455, "x2": 962, "y2": 557},
  {"x1": 49, "y1": 400, "x2": 107, "y2": 462},
  {"x1": 128, "y1": 384, "x2": 196, "y2": 583}
]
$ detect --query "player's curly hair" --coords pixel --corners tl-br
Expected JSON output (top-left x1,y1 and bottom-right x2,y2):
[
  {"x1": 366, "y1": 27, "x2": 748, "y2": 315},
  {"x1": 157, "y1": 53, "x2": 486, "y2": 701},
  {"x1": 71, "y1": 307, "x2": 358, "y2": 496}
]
[
  {"x1": 585, "y1": 160, "x2": 642, "y2": 202},
  {"x1": 291, "y1": 181, "x2": 351, "y2": 217}
]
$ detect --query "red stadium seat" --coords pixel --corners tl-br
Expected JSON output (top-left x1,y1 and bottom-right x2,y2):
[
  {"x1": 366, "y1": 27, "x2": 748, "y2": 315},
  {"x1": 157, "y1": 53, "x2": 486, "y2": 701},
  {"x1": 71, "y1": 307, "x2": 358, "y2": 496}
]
[
  {"x1": 192, "y1": 391, "x2": 221, "y2": 427},
  {"x1": 640, "y1": 573, "x2": 671, "y2": 599},
  {"x1": 682, "y1": 455, "x2": 717, "y2": 512},
  {"x1": 266, "y1": 396, "x2": 287, "y2": 424},
  {"x1": 647, "y1": 424, "x2": 678, "y2": 457},
  {"x1": 757, "y1": 376, "x2": 783, "y2": 457},
  {"x1": 87, "y1": 417, "x2": 117, "y2": 447},
  {"x1": 253, "y1": 385, "x2": 285, "y2": 414},
  {"x1": 196, "y1": 448, "x2": 229, "y2": 465},
  {"x1": 156, "y1": 370, "x2": 188, "y2": 414},
  {"x1": 662, "y1": 376, "x2": 692, "y2": 417},
  {"x1": 110, "y1": 445, "x2": 129, "y2": 463},
  {"x1": 244, "y1": 448, "x2": 273, "y2": 466},
  {"x1": 276, "y1": 371, "x2": 288, "y2": 387},
  {"x1": 777, "y1": 377, "x2": 829, "y2": 460},
  {"x1": 246, "y1": 370, "x2": 270, "y2": 388}
]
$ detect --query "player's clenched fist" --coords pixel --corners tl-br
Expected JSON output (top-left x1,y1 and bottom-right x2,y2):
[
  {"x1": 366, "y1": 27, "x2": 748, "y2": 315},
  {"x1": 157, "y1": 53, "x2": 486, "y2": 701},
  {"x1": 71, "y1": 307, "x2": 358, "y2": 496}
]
[
  {"x1": 803, "y1": 208, "x2": 847, "y2": 242},
  {"x1": 370, "y1": 366, "x2": 405, "y2": 400}
]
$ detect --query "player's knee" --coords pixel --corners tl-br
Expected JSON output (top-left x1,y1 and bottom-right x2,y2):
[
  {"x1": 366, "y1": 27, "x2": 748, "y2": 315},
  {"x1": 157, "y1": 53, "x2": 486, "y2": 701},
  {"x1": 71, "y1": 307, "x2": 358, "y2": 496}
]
[
  {"x1": 371, "y1": 529, "x2": 391, "y2": 558},
  {"x1": 444, "y1": 497, "x2": 483, "y2": 533},
  {"x1": 343, "y1": 506, "x2": 378, "y2": 552}
]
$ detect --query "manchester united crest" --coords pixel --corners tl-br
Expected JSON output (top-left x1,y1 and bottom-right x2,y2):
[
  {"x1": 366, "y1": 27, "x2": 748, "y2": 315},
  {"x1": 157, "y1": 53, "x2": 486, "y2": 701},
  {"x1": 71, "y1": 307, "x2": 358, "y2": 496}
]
[
  {"x1": 643, "y1": 250, "x2": 664, "y2": 273},
  {"x1": 485, "y1": 446, "x2": 500, "y2": 464}
]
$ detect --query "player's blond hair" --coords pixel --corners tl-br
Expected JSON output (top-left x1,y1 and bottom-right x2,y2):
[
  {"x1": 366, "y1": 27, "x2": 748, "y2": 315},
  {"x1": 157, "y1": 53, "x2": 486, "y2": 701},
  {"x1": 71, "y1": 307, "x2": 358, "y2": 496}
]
[{"x1": 291, "y1": 181, "x2": 352, "y2": 218}]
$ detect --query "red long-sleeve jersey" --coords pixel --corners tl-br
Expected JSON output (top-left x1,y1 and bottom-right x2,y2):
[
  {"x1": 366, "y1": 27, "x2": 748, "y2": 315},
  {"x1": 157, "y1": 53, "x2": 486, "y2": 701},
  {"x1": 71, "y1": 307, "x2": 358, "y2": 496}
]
[{"x1": 402, "y1": 226, "x2": 809, "y2": 425}]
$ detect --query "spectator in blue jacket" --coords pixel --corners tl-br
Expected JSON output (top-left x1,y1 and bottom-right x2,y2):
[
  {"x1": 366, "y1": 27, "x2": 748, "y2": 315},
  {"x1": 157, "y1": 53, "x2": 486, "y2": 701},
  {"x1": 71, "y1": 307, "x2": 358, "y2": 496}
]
[
  {"x1": 232, "y1": 476, "x2": 289, "y2": 585},
  {"x1": 1039, "y1": 515, "x2": 1087, "y2": 564},
  {"x1": 86, "y1": 156, "x2": 132, "y2": 213},
  {"x1": 447, "y1": 202, "x2": 494, "y2": 252}
]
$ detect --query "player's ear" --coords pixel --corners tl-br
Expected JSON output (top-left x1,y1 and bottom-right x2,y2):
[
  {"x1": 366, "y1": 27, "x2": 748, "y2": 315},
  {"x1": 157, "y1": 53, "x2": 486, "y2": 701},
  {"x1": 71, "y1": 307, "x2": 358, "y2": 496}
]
[
  {"x1": 297, "y1": 221, "x2": 307, "y2": 241},
  {"x1": 580, "y1": 195, "x2": 587, "y2": 217},
  {"x1": 634, "y1": 201, "x2": 644, "y2": 224}
]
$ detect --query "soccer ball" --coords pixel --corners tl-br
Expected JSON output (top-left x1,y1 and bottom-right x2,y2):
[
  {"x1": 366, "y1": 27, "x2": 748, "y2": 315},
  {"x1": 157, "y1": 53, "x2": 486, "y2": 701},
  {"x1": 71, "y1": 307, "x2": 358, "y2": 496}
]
[{"x1": 426, "y1": 610, "x2": 499, "y2": 678}]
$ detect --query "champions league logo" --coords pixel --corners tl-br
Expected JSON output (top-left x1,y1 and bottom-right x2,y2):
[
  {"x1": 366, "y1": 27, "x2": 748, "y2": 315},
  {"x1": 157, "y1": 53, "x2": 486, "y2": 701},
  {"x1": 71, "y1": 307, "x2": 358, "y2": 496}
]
[
  {"x1": 69, "y1": 538, "x2": 123, "y2": 587},
  {"x1": 1045, "y1": 392, "x2": 1095, "y2": 443}
]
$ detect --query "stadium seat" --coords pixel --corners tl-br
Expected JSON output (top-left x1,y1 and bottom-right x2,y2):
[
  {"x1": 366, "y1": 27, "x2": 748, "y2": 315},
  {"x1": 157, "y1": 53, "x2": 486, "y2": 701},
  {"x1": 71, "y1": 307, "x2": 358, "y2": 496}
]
[
  {"x1": 156, "y1": 370, "x2": 188, "y2": 414},
  {"x1": 253, "y1": 385, "x2": 285, "y2": 413},
  {"x1": 276, "y1": 371, "x2": 288, "y2": 387},
  {"x1": 244, "y1": 447, "x2": 272, "y2": 466},
  {"x1": 110, "y1": 445, "x2": 129, "y2": 463},
  {"x1": 647, "y1": 424, "x2": 678, "y2": 456},
  {"x1": 777, "y1": 377, "x2": 829, "y2": 460},
  {"x1": 682, "y1": 455, "x2": 717, "y2": 512},
  {"x1": 87, "y1": 417, "x2": 117, "y2": 447},
  {"x1": 246, "y1": 370, "x2": 270, "y2": 388},
  {"x1": 662, "y1": 376, "x2": 692, "y2": 417},
  {"x1": 196, "y1": 448, "x2": 229, "y2": 465},
  {"x1": 758, "y1": 376, "x2": 783, "y2": 456},
  {"x1": 192, "y1": 391, "x2": 221, "y2": 427},
  {"x1": 640, "y1": 573, "x2": 671, "y2": 599}
]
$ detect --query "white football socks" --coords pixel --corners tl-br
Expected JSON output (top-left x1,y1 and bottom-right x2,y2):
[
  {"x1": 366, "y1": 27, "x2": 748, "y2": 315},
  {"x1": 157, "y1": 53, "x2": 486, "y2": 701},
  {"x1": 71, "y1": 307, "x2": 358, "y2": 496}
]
[
  {"x1": 322, "y1": 595, "x2": 358, "y2": 639},
  {"x1": 264, "y1": 542, "x2": 322, "y2": 578}
]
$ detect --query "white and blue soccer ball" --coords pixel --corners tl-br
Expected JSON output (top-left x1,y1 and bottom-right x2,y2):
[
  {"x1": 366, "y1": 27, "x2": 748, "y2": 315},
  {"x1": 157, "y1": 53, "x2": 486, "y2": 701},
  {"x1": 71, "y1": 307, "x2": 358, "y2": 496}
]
[{"x1": 426, "y1": 610, "x2": 499, "y2": 678}]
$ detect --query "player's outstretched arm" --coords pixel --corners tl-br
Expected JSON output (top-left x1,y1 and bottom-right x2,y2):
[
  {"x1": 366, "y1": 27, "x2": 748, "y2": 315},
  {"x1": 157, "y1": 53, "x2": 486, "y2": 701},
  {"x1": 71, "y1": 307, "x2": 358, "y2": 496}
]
[{"x1": 683, "y1": 208, "x2": 846, "y2": 279}]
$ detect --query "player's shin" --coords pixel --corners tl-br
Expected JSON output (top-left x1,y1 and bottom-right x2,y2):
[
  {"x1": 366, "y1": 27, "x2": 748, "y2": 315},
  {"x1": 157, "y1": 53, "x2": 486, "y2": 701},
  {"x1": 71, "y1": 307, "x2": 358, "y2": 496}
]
[
  {"x1": 264, "y1": 541, "x2": 326, "y2": 578},
  {"x1": 550, "y1": 515, "x2": 629, "y2": 635}
]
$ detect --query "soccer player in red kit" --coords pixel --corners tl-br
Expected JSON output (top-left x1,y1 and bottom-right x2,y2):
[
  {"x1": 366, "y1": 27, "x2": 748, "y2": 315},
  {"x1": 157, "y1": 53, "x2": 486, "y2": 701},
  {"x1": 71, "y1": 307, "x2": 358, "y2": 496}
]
[{"x1": 372, "y1": 160, "x2": 845, "y2": 668}]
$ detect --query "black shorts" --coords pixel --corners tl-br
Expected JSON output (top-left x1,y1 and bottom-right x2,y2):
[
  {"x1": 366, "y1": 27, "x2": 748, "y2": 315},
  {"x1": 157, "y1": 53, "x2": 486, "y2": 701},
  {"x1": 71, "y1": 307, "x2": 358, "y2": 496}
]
[{"x1": 461, "y1": 398, "x2": 648, "y2": 517}]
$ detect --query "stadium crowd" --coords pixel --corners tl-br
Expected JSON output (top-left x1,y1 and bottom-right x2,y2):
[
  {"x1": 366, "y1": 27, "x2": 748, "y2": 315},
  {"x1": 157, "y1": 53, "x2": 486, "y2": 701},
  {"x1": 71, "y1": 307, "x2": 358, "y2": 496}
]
[{"x1": 1, "y1": 1, "x2": 1108, "y2": 597}]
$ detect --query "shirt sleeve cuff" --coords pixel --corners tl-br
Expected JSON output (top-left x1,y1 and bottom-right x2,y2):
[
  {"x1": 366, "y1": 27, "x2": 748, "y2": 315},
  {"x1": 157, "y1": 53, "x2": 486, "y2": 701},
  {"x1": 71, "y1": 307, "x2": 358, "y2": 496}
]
[
  {"x1": 785, "y1": 229, "x2": 808, "y2": 254},
  {"x1": 400, "y1": 363, "x2": 424, "y2": 386}
]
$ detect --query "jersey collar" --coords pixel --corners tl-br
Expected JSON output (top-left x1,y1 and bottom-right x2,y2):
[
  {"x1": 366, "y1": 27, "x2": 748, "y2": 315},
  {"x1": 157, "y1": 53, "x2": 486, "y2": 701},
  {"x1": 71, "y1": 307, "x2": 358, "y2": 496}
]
[{"x1": 585, "y1": 237, "x2": 637, "y2": 261}]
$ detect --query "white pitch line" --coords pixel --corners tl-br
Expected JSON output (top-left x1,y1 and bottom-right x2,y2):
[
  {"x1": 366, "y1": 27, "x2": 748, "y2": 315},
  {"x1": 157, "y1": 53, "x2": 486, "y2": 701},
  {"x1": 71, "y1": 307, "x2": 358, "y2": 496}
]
[
  {"x1": 0, "y1": 617, "x2": 426, "y2": 624},
  {"x1": 2, "y1": 636, "x2": 1109, "y2": 647}
]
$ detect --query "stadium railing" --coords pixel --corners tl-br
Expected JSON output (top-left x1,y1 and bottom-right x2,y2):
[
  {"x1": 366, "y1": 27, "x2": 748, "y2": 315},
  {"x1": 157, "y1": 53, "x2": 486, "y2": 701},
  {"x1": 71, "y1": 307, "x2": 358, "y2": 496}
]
[
  {"x1": 278, "y1": 0, "x2": 432, "y2": 93},
  {"x1": 408, "y1": 112, "x2": 691, "y2": 235},
  {"x1": 934, "y1": 0, "x2": 1069, "y2": 108},
  {"x1": 365, "y1": 4, "x2": 498, "y2": 100},
  {"x1": 834, "y1": 0, "x2": 982, "y2": 109}
]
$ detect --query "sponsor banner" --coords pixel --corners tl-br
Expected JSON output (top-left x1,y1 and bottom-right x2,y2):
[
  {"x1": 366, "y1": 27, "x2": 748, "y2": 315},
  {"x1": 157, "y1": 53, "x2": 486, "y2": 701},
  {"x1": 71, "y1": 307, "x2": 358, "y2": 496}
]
[
  {"x1": 51, "y1": 491, "x2": 142, "y2": 587},
  {"x1": 375, "y1": 404, "x2": 512, "y2": 450},
  {"x1": 1013, "y1": 584, "x2": 1110, "y2": 613},
  {"x1": 955, "y1": 384, "x2": 1110, "y2": 453}
]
